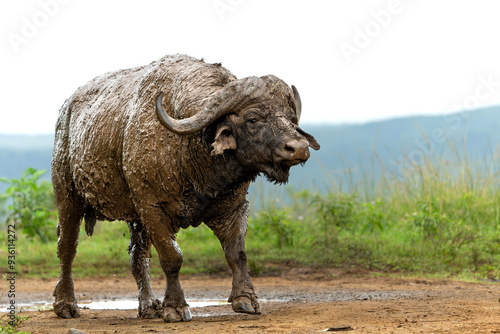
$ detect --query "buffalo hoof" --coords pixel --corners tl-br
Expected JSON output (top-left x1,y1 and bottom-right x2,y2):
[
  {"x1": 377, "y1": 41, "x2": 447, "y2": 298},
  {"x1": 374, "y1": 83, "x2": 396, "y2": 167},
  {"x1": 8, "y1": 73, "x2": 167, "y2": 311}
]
[
  {"x1": 161, "y1": 306, "x2": 192, "y2": 323},
  {"x1": 139, "y1": 299, "x2": 162, "y2": 319},
  {"x1": 53, "y1": 300, "x2": 80, "y2": 318},
  {"x1": 232, "y1": 296, "x2": 261, "y2": 314}
]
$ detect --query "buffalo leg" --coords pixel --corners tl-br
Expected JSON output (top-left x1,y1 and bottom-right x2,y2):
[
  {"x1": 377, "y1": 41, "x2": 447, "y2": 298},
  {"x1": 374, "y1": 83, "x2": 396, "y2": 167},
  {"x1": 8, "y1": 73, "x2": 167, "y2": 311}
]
[
  {"x1": 127, "y1": 221, "x2": 162, "y2": 318},
  {"x1": 206, "y1": 202, "x2": 261, "y2": 314},
  {"x1": 52, "y1": 201, "x2": 84, "y2": 318},
  {"x1": 144, "y1": 208, "x2": 191, "y2": 322}
]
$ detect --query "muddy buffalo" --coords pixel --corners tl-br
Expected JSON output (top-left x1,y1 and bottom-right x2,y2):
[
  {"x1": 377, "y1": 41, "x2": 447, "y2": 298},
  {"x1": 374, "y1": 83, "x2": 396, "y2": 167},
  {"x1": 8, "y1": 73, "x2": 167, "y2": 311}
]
[{"x1": 51, "y1": 54, "x2": 320, "y2": 322}]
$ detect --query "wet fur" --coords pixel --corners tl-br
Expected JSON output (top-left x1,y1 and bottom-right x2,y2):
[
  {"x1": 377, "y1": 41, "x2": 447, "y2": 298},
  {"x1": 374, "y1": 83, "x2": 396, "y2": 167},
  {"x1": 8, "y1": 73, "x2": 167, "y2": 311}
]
[{"x1": 51, "y1": 54, "x2": 318, "y2": 321}]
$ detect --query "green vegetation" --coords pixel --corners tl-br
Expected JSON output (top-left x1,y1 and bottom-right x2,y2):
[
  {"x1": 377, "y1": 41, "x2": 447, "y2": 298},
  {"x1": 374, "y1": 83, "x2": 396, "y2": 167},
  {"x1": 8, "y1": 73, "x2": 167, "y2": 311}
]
[
  {"x1": 0, "y1": 168, "x2": 57, "y2": 243},
  {"x1": 1, "y1": 136, "x2": 499, "y2": 282},
  {"x1": 0, "y1": 315, "x2": 30, "y2": 334}
]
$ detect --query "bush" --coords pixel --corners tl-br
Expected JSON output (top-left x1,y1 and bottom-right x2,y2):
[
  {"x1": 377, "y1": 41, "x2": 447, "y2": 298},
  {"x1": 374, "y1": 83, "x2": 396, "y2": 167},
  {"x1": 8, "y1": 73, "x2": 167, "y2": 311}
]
[
  {"x1": 250, "y1": 209, "x2": 298, "y2": 249},
  {"x1": 0, "y1": 168, "x2": 57, "y2": 243},
  {"x1": 311, "y1": 193, "x2": 356, "y2": 246}
]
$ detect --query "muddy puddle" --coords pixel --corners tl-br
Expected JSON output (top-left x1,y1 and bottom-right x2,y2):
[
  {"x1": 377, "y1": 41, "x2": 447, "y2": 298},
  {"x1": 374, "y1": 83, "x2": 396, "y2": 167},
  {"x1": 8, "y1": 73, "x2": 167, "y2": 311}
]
[
  {"x1": 1, "y1": 299, "x2": 231, "y2": 313},
  {"x1": 2, "y1": 288, "x2": 417, "y2": 314}
]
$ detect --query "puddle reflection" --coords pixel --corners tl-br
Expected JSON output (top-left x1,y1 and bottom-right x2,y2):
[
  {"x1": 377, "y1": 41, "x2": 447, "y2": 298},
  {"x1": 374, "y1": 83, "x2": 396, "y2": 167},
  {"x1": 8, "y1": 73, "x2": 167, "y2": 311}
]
[{"x1": 1, "y1": 299, "x2": 229, "y2": 312}]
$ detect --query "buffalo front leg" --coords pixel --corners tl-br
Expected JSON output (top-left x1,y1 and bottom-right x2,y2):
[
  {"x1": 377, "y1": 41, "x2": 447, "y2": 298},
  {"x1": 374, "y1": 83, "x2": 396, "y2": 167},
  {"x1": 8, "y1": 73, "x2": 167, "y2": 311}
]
[
  {"x1": 53, "y1": 203, "x2": 83, "y2": 318},
  {"x1": 206, "y1": 203, "x2": 261, "y2": 314},
  {"x1": 144, "y1": 209, "x2": 191, "y2": 322},
  {"x1": 127, "y1": 221, "x2": 162, "y2": 318}
]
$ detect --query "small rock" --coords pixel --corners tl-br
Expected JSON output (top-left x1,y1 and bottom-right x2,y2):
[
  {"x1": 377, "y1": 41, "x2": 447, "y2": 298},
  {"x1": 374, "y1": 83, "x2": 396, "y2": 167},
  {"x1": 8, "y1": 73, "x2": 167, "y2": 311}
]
[
  {"x1": 326, "y1": 325, "x2": 354, "y2": 331},
  {"x1": 68, "y1": 329, "x2": 87, "y2": 334}
]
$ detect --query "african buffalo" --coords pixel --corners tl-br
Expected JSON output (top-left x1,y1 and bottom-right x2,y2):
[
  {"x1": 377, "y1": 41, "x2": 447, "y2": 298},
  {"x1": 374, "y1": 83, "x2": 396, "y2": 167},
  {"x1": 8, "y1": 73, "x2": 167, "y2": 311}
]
[{"x1": 51, "y1": 54, "x2": 319, "y2": 322}]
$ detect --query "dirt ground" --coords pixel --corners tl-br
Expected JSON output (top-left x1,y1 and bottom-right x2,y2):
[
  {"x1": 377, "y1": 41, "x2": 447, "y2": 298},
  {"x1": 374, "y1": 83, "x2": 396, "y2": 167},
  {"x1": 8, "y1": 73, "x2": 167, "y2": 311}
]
[{"x1": 5, "y1": 270, "x2": 500, "y2": 334}]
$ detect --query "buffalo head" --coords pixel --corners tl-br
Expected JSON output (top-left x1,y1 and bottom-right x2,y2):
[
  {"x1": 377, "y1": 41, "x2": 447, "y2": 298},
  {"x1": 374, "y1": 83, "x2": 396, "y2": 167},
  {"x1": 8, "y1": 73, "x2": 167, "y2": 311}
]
[{"x1": 156, "y1": 75, "x2": 320, "y2": 184}]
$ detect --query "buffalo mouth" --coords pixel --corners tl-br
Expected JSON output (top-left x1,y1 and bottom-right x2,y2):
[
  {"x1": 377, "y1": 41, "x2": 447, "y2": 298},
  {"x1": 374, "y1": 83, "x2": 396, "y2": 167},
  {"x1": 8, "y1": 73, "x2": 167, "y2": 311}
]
[
  {"x1": 242, "y1": 152, "x2": 308, "y2": 184},
  {"x1": 259, "y1": 163, "x2": 292, "y2": 184},
  {"x1": 281, "y1": 158, "x2": 307, "y2": 167},
  {"x1": 261, "y1": 154, "x2": 309, "y2": 184}
]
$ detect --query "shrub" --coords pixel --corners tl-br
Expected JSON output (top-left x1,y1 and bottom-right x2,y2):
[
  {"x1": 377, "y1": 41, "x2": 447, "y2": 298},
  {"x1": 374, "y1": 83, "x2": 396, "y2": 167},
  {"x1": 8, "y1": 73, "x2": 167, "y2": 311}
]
[{"x1": 0, "y1": 168, "x2": 57, "y2": 243}]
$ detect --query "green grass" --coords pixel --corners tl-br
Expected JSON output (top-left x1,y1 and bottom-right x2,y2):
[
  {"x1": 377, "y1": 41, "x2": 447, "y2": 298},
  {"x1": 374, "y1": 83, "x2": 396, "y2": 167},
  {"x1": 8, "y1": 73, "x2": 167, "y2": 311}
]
[
  {"x1": 1, "y1": 143, "x2": 500, "y2": 281},
  {"x1": 7, "y1": 220, "x2": 229, "y2": 278},
  {"x1": 0, "y1": 315, "x2": 30, "y2": 334}
]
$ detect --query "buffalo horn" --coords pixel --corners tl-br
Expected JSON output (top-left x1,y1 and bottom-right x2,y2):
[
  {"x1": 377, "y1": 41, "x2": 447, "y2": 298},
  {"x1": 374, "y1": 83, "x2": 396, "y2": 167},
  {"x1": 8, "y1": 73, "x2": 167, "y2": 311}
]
[
  {"x1": 291, "y1": 85, "x2": 301, "y2": 123},
  {"x1": 156, "y1": 77, "x2": 265, "y2": 134}
]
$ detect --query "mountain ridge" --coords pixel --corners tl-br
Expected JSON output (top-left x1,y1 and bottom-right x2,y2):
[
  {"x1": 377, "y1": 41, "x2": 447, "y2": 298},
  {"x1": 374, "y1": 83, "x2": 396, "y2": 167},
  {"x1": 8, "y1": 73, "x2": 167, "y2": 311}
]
[{"x1": 1, "y1": 107, "x2": 499, "y2": 193}]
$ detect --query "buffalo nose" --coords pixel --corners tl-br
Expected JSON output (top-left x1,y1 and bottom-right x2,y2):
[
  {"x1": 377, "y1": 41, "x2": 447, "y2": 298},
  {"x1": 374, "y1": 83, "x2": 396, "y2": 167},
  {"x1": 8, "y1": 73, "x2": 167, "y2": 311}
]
[{"x1": 281, "y1": 139, "x2": 310, "y2": 166}]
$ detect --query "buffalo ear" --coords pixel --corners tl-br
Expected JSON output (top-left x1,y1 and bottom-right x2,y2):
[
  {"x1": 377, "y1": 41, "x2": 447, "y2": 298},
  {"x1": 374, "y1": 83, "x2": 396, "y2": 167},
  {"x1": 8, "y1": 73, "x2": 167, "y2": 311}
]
[
  {"x1": 297, "y1": 127, "x2": 320, "y2": 151},
  {"x1": 211, "y1": 123, "x2": 237, "y2": 156}
]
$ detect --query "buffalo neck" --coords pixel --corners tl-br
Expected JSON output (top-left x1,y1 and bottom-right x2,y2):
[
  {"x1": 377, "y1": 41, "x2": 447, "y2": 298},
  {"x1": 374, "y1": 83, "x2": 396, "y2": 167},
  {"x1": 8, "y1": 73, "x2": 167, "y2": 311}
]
[{"x1": 180, "y1": 131, "x2": 257, "y2": 199}]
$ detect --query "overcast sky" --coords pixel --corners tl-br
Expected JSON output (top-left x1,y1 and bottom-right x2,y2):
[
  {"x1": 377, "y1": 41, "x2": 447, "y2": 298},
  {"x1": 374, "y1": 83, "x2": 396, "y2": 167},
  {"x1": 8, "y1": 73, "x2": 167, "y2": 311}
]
[{"x1": 2, "y1": 0, "x2": 500, "y2": 134}]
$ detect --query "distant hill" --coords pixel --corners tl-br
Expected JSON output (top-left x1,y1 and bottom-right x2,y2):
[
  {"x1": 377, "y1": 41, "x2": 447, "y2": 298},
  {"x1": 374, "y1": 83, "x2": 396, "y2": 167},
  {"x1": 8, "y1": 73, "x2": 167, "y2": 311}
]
[
  {"x1": 291, "y1": 107, "x2": 500, "y2": 191},
  {"x1": 0, "y1": 134, "x2": 54, "y2": 181},
  {"x1": 1, "y1": 108, "x2": 499, "y2": 196}
]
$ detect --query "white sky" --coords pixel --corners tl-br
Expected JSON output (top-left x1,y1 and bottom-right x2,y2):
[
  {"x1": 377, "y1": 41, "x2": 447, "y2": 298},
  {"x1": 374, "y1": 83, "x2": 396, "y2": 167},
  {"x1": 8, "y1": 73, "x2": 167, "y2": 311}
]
[{"x1": 1, "y1": 0, "x2": 500, "y2": 134}]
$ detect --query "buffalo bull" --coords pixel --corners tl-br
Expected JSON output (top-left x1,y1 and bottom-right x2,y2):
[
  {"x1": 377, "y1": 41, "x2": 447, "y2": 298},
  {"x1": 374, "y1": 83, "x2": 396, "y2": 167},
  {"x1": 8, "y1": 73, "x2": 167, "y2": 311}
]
[{"x1": 51, "y1": 54, "x2": 320, "y2": 322}]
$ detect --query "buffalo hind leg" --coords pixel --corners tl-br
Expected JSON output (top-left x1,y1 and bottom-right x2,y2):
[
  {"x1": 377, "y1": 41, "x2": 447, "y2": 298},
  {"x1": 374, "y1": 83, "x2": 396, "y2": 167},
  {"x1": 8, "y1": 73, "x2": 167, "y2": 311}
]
[
  {"x1": 53, "y1": 202, "x2": 84, "y2": 318},
  {"x1": 144, "y1": 208, "x2": 191, "y2": 322},
  {"x1": 127, "y1": 221, "x2": 162, "y2": 318},
  {"x1": 206, "y1": 203, "x2": 261, "y2": 314}
]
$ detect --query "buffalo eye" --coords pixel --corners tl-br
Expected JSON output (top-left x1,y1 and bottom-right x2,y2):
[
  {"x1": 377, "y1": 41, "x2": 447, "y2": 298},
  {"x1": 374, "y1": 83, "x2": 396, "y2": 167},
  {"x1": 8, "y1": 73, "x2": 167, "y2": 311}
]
[{"x1": 248, "y1": 119, "x2": 258, "y2": 125}]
